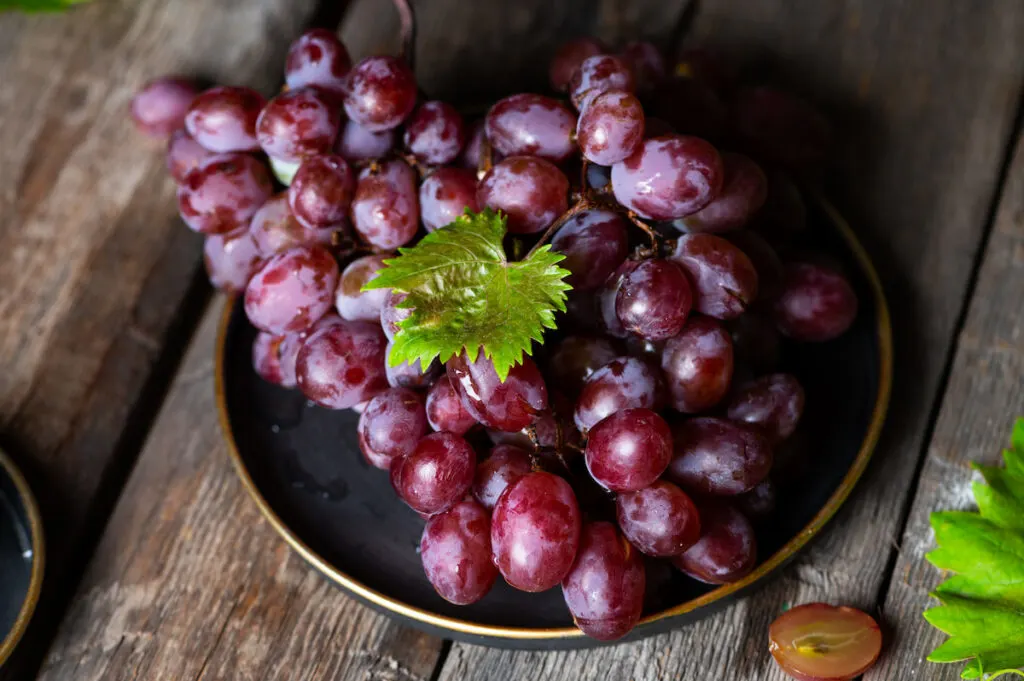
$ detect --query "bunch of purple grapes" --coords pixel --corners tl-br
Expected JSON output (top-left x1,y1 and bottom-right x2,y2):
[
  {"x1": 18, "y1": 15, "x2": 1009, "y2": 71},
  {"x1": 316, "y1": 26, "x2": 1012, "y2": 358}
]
[{"x1": 132, "y1": 29, "x2": 858, "y2": 641}]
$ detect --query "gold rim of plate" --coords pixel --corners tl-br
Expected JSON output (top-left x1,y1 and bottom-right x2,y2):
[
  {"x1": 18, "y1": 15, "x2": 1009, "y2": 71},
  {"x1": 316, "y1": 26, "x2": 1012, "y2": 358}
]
[
  {"x1": 215, "y1": 195, "x2": 893, "y2": 640},
  {"x1": 0, "y1": 450, "x2": 45, "y2": 665}
]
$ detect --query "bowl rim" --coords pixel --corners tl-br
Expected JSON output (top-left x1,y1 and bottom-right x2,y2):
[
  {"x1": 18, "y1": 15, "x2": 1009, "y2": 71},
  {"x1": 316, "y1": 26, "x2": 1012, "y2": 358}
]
[
  {"x1": 215, "y1": 194, "x2": 893, "y2": 641},
  {"x1": 0, "y1": 449, "x2": 46, "y2": 665}
]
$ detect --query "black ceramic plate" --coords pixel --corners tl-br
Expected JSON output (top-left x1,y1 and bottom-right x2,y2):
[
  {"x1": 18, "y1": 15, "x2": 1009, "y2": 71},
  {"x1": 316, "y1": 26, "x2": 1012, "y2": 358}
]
[
  {"x1": 0, "y1": 450, "x2": 44, "y2": 665},
  {"x1": 217, "y1": 196, "x2": 892, "y2": 649}
]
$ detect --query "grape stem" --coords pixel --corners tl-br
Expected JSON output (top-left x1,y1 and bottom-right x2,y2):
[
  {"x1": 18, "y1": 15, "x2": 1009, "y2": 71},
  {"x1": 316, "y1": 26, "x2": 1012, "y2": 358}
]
[
  {"x1": 523, "y1": 197, "x2": 595, "y2": 259},
  {"x1": 393, "y1": 0, "x2": 416, "y2": 70},
  {"x1": 625, "y1": 210, "x2": 662, "y2": 256},
  {"x1": 477, "y1": 137, "x2": 494, "y2": 179}
]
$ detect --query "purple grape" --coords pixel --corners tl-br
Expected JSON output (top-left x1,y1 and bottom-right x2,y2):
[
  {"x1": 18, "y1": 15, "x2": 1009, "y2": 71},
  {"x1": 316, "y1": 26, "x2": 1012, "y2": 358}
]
[
  {"x1": 774, "y1": 262, "x2": 858, "y2": 341},
  {"x1": 447, "y1": 350, "x2": 548, "y2": 432},
  {"x1": 492, "y1": 471, "x2": 581, "y2": 592},
  {"x1": 419, "y1": 167, "x2": 479, "y2": 232},
  {"x1": 486, "y1": 397, "x2": 578, "y2": 453},
  {"x1": 676, "y1": 153, "x2": 767, "y2": 234},
  {"x1": 296, "y1": 319, "x2": 388, "y2": 409},
  {"x1": 611, "y1": 135, "x2": 724, "y2": 220},
  {"x1": 288, "y1": 154, "x2": 355, "y2": 229},
  {"x1": 166, "y1": 129, "x2": 214, "y2": 183},
  {"x1": 661, "y1": 316, "x2": 732, "y2": 414},
  {"x1": 244, "y1": 245, "x2": 339, "y2": 334},
  {"x1": 203, "y1": 227, "x2": 263, "y2": 293},
  {"x1": 477, "y1": 156, "x2": 569, "y2": 234},
  {"x1": 380, "y1": 289, "x2": 411, "y2": 341},
  {"x1": 343, "y1": 56, "x2": 417, "y2": 132},
  {"x1": 335, "y1": 119, "x2": 395, "y2": 162},
  {"x1": 561, "y1": 521, "x2": 645, "y2": 641},
  {"x1": 569, "y1": 55, "x2": 635, "y2": 111},
  {"x1": 334, "y1": 254, "x2": 389, "y2": 322},
  {"x1": 585, "y1": 408, "x2": 671, "y2": 492},
  {"x1": 671, "y1": 502, "x2": 757, "y2": 584},
  {"x1": 574, "y1": 356, "x2": 663, "y2": 432},
  {"x1": 550, "y1": 209, "x2": 629, "y2": 291},
  {"x1": 576, "y1": 90, "x2": 645, "y2": 166},
  {"x1": 249, "y1": 192, "x2": 336, "y2": 257},
  {"x1": 733, "y1": 86, "x2": 831, "y2": 169},
  {"x1": 351, "y1": 159, "x2": 420, "y2": 249},
  {"x1": 616, "y1": 480, "x2": 700, "y2": 557},
  {"x1": 597, "y1": 260, "x2": 636, "y2": 338},
  {"x1": 670, "y1": 233, "x2": 759, "y2": 319},
  {"x1": 132, "y1": 76, "x2": 198, "y2": 138},
  {"x1": 616, "y1": 259, "x2": 693, "y2": 341},
  {"x1": 404, "y1": 101, "x2": 465, "y2": 165},
  {"x1": 184, "y1": 86, "x2": 264, "y2": 153},
  {"x1": 253, "y1": 332, "x2": 286, "y2": 386},
  {"x1": 618, "y1": 41, "x2": 666, "y2": 93},
  {"x1": 385, "y1": 350, "x2": 442, "y2": 390},
  {"x1": 736, "y1": 478, "x2": 776, "y2": 519},
  {"x1": 727, "y1": 305, "x2": 781, "y2": 374},
  {"x1": 425, "y1": 377, "x2": 477, "y2": 435},
  {"x1": 390, "y1": 431, "x2": 476, "y2": 515},
  {"x1": 668, "y1": 417, "x2": 772, "y2": 496},
  {"x1": 358, "y1": 387, "x2": 428, "y2": 470},
  {"x1": 420, "y1": 499, "x2": 498, "y2": 604},
  {"x1": 546, "y1": 336, "x2": 619, "y2": 396},
  {"x1": 285, "y1": 29, "x2": 351, "y2": 93},
  {"x1": 257, "y1": 88, "x2": 341, "y2": 163},
  {"x1": 727, "y1": 373, "x2": 805, "y2": 443},
  {"x1": 485, "y1": 94, "x2": 577, "y2": 162},
  {"x1": 473, "y1": 444, "x2": 532, "y2": 510},
  {"x1": 459, "y1": 120, "x2": 489, "y2": 170},
  {"x1": 177, "y1": 153, "x2": 273, "y2": 234},
  {"x1": 549, "y1": 37, "x2": 606, "y2": 92},
  {"x1": 724, "y1": 230, "x2": 784, "y2": 301}
]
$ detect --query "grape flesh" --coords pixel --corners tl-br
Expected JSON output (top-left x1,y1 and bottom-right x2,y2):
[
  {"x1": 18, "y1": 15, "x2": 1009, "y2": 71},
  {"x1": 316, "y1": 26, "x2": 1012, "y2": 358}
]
[
  {"x1": 425, "y1": 377, "x2": 478, "y2": 435},
  {"x1": 296, "y1": 318, "x2": 388, "y2": 408},
  {"x1": 335, "y1": 254, "x2": 389, "y2": 322},
  {"x1": 676, "y1": 152, "x2": 767, "y2": 233},
  {"x1": 420, "y1": 499, "x2": 498, "y2": 605},
  {"x1": 615, "y1": 259, "x2": 692, "y2": 341},
  {"x1": 585, "y1": 408, "x2": 671, "y2": 492},
  {"x1": 727, "y1": 373, "x2": 805, "y2": 443},
  {"x1": 390, "y1": 431, "x2": 476, "y2": 515},
  {"x1": 660, "y1": 315, "x2": 734, "y2": 413},
  {"x1": 546, "y1": 336, "x2": 619, "y2": 396},
  {"x1": 335, "y1": 119, "x2": 395, "y2": 162},
  {"x1": 616, "y1": 480, "x2": 700, "y2": 557},
  {"x1": 249, "y1": 192, "x2": 335, "y2": 257},
  {"x1": 288, "y1": 154, "x2": 355, "y2": 229},
  {"x1": 769, "y1": 603, "x2": 883, "y2": 681},
  {"x1": 447, "y1": 351, "x2": 548, "y2": 432},
  {"x1": 670, "y1": 233, "x2": 759, "y2": 319},
  {"x1": 357, "y1": 388, "x2": 428, "y2": 469},
  {"x1": 380, "y1": 289, "x2": 411, "y2": 341},
  {"x1": 618, "y1": 41, "x2": 666, "y2": 93},
  {"x1": 569, "y1": 55, "x2": 635, "y2": 111},
  {"x1": 668, "y1": 417, "x2": 772, "y2": 496},
  {"x1": 561, "y1": 521, "x2": 645, "y2": 641},
  {"x1": 351, "y1": 159, "x2": 420, "y2": 249},
  {"x1": 775, "y1": 262, "x2": 858, "y2": 341},
  {"x1": 473, "y1": 444, "x2": 532, "y2": 509},
  {"x1": 184, "y1": 86, "x2": 264, "y2": 153},
  {"x1": 476, "y1": 156, "x2": 569, "y2": 234},
  {"x1": 404, "y1": 101, "x2": 465, "y2": 165},
  {"x1": 256, "y1": 87, "x2": 341, "y2": 163},
  {"x1": 177, "y1": 153, "x2": 273, "y2": 234},
  {"x1": 343, "y1": 56, "x2": 418, "y2": 132},
  {"x1": 672, "y1": 502, "x2": 757, "y2": 584},
  {"x1": 166, "y1": 130, "x2": 214, "y2": 183},
  {"x1": 611, "y1": 135, "x2": 724, "y2": 220},
  {"x1": 491, "y1": 471, "x2": 581, "y2": 592},
  {"x1": 244, "y1": 246, "x2": 338, "y2": 334},
  {"x1": 574, "y1": 356, "x2": 664, "y2": 433},
  {"x1": 485, "y1": 94, "x2": 577, "y2": 162},
  {"x1": 549, "y1": 37, "x2": 606, "y2": 92},
  {"x1": 419, "y1": 167, "x2": 479, "y2": 232},
  {"x1": 203, "y1": 227, "x2": 263, "y2": 293},
  {"x1": 131, "y1": 76, "x2": 198, "y2": 138},
  {"x1": 550, "y1": 209, "x2": 629, "y2": 291},
  {"x1": 576, "y1": 90, "x2": 645, "y2": 166},
  {"x1": 285, "y1": 29, "x2": 351, "y2": 93}
]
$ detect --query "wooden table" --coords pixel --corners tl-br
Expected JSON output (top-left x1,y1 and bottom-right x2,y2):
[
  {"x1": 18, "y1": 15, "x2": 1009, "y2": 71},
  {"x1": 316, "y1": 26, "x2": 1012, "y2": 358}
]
[{"x1": 1, "y1": 0, "x2": 1023, "y2": 679}]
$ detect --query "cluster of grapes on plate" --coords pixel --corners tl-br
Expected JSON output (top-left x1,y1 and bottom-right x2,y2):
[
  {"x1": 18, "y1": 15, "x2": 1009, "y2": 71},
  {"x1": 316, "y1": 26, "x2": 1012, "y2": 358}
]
[{"x1": 131, "y1": 25, "x2": 880, "y2": 669}]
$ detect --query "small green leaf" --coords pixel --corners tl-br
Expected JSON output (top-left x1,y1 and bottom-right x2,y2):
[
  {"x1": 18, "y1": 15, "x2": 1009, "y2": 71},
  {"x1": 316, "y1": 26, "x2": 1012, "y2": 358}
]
[
  {"x1": 365, "y1": 209, "x2": 571, "y2": 381},
  {"x1": 972, "y1": 467, "x2": 1024, "y2": 532},
  {"x1": 924, "y1": 594, "x2": 1024, "y2": 665},
  {"x1": 1006, "y1": 418, "x2": 1024, "y2": 475},
  {"x1": 0, "y1": 0, "x2": 89, "y2": 12}
]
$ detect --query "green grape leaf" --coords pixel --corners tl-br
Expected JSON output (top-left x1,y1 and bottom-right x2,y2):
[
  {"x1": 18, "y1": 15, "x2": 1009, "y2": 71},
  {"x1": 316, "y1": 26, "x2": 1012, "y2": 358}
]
[
  {"x1": 364, "y1": 209, "x2": 571, "y2": 381},
  {"x1": 0, "y1": 0, "x2": 89, "y2": 12}
]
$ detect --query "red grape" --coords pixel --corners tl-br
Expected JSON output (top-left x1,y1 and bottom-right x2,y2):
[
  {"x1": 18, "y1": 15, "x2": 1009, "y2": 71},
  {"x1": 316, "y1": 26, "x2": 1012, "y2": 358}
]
[
  {"x1": 727, "y1": 373, "x2": 805, "y2": 443},
  {"x1": 569, "y1": 55, "x2": 635, "y2": 111},
  {"x1": 184, "y1": 86, "x2": 264, "y2": 153},
  {"x1": 343, "y1": 56, "x2": 417, "y2": 132},
  {"x1": 357, "y1": 387, "x2": 428, "y2": 469},
  {"x1": 460, "y1": 120, "x2": 490, "y2": 171},
  {"x1": 425, "y1": 377, "x2": 477, "y2": 435},
  {"x1": 244, "y1": 245, "x2": 338, "y2": 334},
  {"x1": 177, "y1": 153, "x2": 273, "y2": 234},
  {"x1": 727, "y1": 305, "x2": 780, "y2": 374},
  {"x1": 447, "y1": 350, "x2": 548, "y2": 432},
  {"x1": 775, "y1": 262, "x2": 858, "y2": 341},
  {"x1": 390, "y1": 431, "x2": 476, "y2": 515},
  {"x1": 596, "y1": 260, "x2": 636, "y2": 338},
  {"x1": 256, "y1": 87, "x2": 341, "y2": 163},
  {"x1": 284, "y1": 29, "x2": 351, "y2": 93},
  {"x1": 203, "y1": 227, "x2": 263, "y2": 293},
  {"x1": 546, "y1": 336, "x2": 619, "y2": 396},
  {"x1": 668, "y1": 417, "x2": 772, "y2": 496},
  {"x1": 335, "y1": 254, "x2": 389, "y2": 322},
  {"x1": 288, "y1": 154, "x2": 355, "y2": 229},
  {"x1": 733, "y1": 86, "x2": 831, "y2": 169},
  {"x1": 618, "y1": 41, "x2": 666, "y2": 93},
  {"x1": 485, "y1": 94, "x2": 577, "y2": 162},
  {"x1": 386, "y1": 353, "x2": 441, "y2": 390},
  {"x1": 166, "y1": 129, "x2": 214, "y2": 183},
  {"x1": 616, "y1": 259, "x2": 693, "y2": 341},
  {"x1": 335, "y1": 119, "x2": 395, "y2": 162},
  {"x1": 249, "y1": 192, "x2": 336, "y2": 257},
  {"x1": 380, "y1": 289, "x2": 410, "y2": 341},
  {"x1": 476, "y1": 156, "x2": 569, "y2": 234},
  {"x1": 549, "y1": 37, "x2": 606, "y2": 92},
  {"x1": 769, "y1": 603, "x2": 882, "y2": 681},
  {"x1": 611, "y1": 135, "x2": 723, "y2": 220},
  {"x1": 253, "y1": 331, "x2": 286, "y2": 385},
  {"x1": 724, "y1": 230, "x2": 784, "y2": 301},
  {"x1": 585, "y1": 408, "x2": 671, "y2": 492},
  {"x1": 404, "y1": 101, "x2": 465, "y2": 165},
  {"x1": 616, "y1": 480, "x2": 700, "y2": 557},
  {"x1": 676, "y1": 152, "x2": 767, "y2": 234},
  {"x1": 550, "y1": 209, "x2": 629, "y2": 292},
  {"x1": 420, "y1": 499, "x2": 498, "y2": 605},
  {"x1": 672, "y1": 502, "x2": 757, "y2": 584},
  {"x1": 473, "y1": 444, "x2": 532, "y2": 509},
  {"x1": 296, "y1": 318, "x2": 388, "y2": 409},
  {"x1": 736, "y1": 478, "x2": 776, "y2": 519},
  {"x1": 132, "y1": 76, "x2": 198, "y2": 138},
  {"x1": 660, "y1": 316, "x2": 733, "y2": 413},
  {"x1": 670, "y1": 233, "x2": 759, "y2": 319},
  {"x1": 576, "y1": 90, "x2": 645, "y2": 166},
  {"x1": 419, "y1": 167, "x2": 479, "y2": 232},
  {"x1": 574, "y1": 356, "x2": 664, "y2": 432},
  {"x1": 351, "y1": 159, "x2": 420, "y2": 249}
]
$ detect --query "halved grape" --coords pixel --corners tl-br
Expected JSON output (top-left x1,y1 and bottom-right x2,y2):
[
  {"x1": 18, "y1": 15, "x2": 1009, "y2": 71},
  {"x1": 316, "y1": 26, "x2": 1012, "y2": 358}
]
[
  {"x1": 257, "y1": 87, "x2": 341, "y2": 163},
  {"x1": 670, "y1": 233, "x2": 759, "y2": 320},
  {"x1": 404, "y1": 101, "x2": 465, "y2": 165},
  {"x1": 585, "y1": 408, "x2": 671, "y2": 492},
  {"x1": 574, "y1": 356, "x2": 663, "y2": 432},
  {"x1": 668, "y1": 417, "x2": 772, "y2": 496},
  {"x1": 131, "y1": 76, "x2": 199, "y2": 138},
  {"x1": 390, "y1": 431, "x2": 476, "y2": 515},
  {"x1": 616, "y1": 480, "x2": 700, "y2": 557},
  {"x1": 419, "y1": 167, "x2": 479, "y2": 232},
  {"x1": 425, "y1": 377, "x2": 478, "y2": 435},
  {"x1": 774, "y1": 262, "x2": 858, "y2": 342},
  {"x1": 357, "y1": 388, "x2": 428, "y2": 470},
  {"x1": 550, "y1": 209, "x2": 629, "y2": 292},
  {"x1": 672, "y1": 502, "x2": 756, "y2": 584},
  {"x1": 288, "y1": 154, "x2": 355, "y2": 229},
  {"x1": 473, "y1": 444, "x2": 533, "y2": 510},
  {"x1": 576, "y1": 90, "x2": 645, "y2": 166},
  {"x1": 661, "y1": 316, "x2": 733, "y2": 413},
  {"x1": 249, "y1": 192, "x2": 336, "y2": 257},
  {"x1": 549, "y1": 37, "x2": 606, "y2": 92},
  {"x1": 166, "y1": 130, "x2": 214, "y2": 183},
  {"x1": 177, "y1": 153, "x2": 273, "y2": 234},
  {"x1": 676, "y1": 153, "x2": 767, "y2": 234},
  {"x1": 476, "y1": 156, "x2": 569, "y2": 234},
  {"x1": 485, "y1": 94, "x2": 576, "y2": 162},
  {"x1": 335, "y1": 119, "x2": 395, "y2": 162},
  {"x1": 351, "y1": 159, "x2": 420, "y2": 249},
  {"x1": 420, "y1": 499, "x2": 498, "y2": 605},
  {"x1": 546, "y1": 336, "x2": 619, "y2": 396},
  {"x1": 615, "y1": 258, "x2": 692, "y2": 341},
  {"x1": 769, "y1": 603, "x2": 882, "y2": 681},
  {"x1": 284, "y1": 29, "x2": 351, "y2": 93},
  {"x1": 727, "y1": 373, "x2": 805, "y2": 443},
  {"x1": 245, "y1": 246, "x2": 339, "y2": 334},
  {"x1": 611, "y1": 135, "x2": 723, "y2": 220},
  {"x1": 184, "y1": 86, "x2": 264, "y2": 152},
  {"x1": 344, "y1": 56, "x2": 417, "y2": 132},
  {"x1": 203, "y1": 227, "x2": 263, "y2": 293},
  {"x1": 335, "y1": 254, "x2": 389, "y2": 322},
  {"x1": 569, "y1": 55, "x2": 635, "y2": 111},
  {"x1": 447, "y1": 351, "x2": 548, "y2": 432}
]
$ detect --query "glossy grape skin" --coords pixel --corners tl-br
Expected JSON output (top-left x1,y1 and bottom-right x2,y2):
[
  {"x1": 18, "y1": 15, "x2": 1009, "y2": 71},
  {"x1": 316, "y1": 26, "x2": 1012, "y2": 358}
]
[
  {"x1": 425, "y1": 377, "x2": 478, "y2": 435},
  {"x1": 476, "y1": 156, "x2": 569, "y2": 234},
  {"x1": 672, "y1": 502, "x2": 757, "y2": 584},
  {"x1": 676, "y1": 153, "x2": 767, "y2": 234},
  {"x1": 253, "y1": 332, "x2": 286, "y2": 385},
  {"x1": 660, "y1": 316, "x2": 734, "y2": 413},
  {"x1": 574, "y1": 356, "x2": 664, "y2": 433},
  {"x1": 380, "y1": 289, "x2": 411, "y2": 341},
  {"x1": 546, "y1": 336, "x2": 619, "y2": 396},
  {"x1": 296, "y1": 318, "x2": 388, "y2": 408},
  {"x1": 166, "y1": 130, "x2": 214, "y2": 183},
  {"x1": 343, "y1": 56, "x2": 418, "y2": 132},
  {"x1": 203, "y1": 227, "x2": 263, "y2": 293},
  {"x1": 549, "y1": 37, "x2": 606, "y2": 92},
  {"x1": 419, "y1": 167, "x2": 479, "y2": 232},
  {"x1": 769, "y1": 603, "x2": 883, "y2": 681},
  {"x1": 244, "y1": 246, "x2": 339, "y2": 334},
  {"x1": 485, "y1": 94, "x2": 577, "y2": 162},
  {"x1": 420, "y1": 499, "x2": 498, "y2": 605},
  {"x1": 249, "y1": 192, "x2": 336, "y2": 257},
  {"x1": 351, "y1": 159, "x2": 420, "y2": 249},
  {"x1": 491, "y1": 471, "x2": 581, "y2": 592},
  {"x1": 184, "y1": 86, "x2": 264, "y2": 153},
  {"x1": 284, "y1": 29, "x2": 351, "y2": 93},
  {"x1": 670, "y1": 233, "x2": 759, "y2": 320},
  {"x1": 724, "y1": 230, "x2": 785, "y2": 302},
  {"x1": 334, "y1": 254, "x2": 389, "y2": 322},
  {"x1": 288, "y1": 154, "x2": 355, "y2": 229},
  {"x1": 357, "y1": 388, "x2": 428, "y2": 469},
  {"x1": 586, "y1": 408, "x2": 671, "y2": 492},
  {"x1": 775, "y1": 263, "x2": 858, "y2": 341},
  {"x1": 616, "y1": 480, "x2": 700, "y2": 557},
  {"x1": 131, "y1": 76, "x2": 198, "y2": 138},
  {"x1": 668, "y1": 417, "x2": 773, "y2": 496},
  {"x1": 733, "y1": 86, "x2": 832, "y2": 169},
  {"x1": 736, "y1": 478, "x2": 776, "y2": 519},
  {"x1": 447, "y1": 351, "x2": 548, "y2": 432},
  {"x1": 561, "y1": 521, "x2": 645, "y2": 641},
  {"x1": 256, "y1": 87, "x2": 341, "y2": 163},
  {"x1": 550, "y1": 210, "x2": 628, "y2": 292},
  {"x1": 390, "y1": 432, "x2": 476, "y2": 515},
  {"x1": 576, "y1": 90, "x2": 645, "y2": 166},
  {"x1": 385, "y1": 344, "x2": 442, "y2": 389},
  {"x1": 727, "y1": 374, "x2": 805, "y2": 443},
  {"x1": 335, "y1": 119, "x2": 395, "y2": 162},
  {"x1": 727, "y1": 306, "x2": 781, "y2": 374},
  {"x1": 611, "y1": 135, "x2": 724, "y2": 221},
  {"x1": 616, "y1": 259, "x2": 693, "y2": 341},
  {"x1": 569, "y1": 55, "x2": 635, "y2": 111},
  {"x1": 404, "y1": 101, "x2": 465, "y2": 165},
  {"x1": 597, "y1": 260, "x2": 636, "y2": 338},
  {"x1": 460, "y1": 120, "x2": 489, "y2": 171},
  {"x1": 618, "y1": 41, "x2": 666, "y2": 93},
  {"x1": 177, "y1": 153, "x2": 273, "y2": 234},
  {"x1": 473, "y1": 444, "x2": 533, "y2": 510}
]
